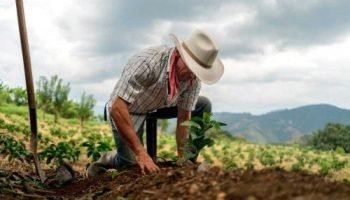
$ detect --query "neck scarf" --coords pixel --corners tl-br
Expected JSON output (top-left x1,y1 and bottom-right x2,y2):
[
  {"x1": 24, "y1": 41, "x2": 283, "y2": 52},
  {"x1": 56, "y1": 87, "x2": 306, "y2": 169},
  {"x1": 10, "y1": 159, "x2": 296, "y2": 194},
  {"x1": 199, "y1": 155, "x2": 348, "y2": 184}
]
[{"x1": 169, "y1": 49, "x2": 180, "y2": 101}]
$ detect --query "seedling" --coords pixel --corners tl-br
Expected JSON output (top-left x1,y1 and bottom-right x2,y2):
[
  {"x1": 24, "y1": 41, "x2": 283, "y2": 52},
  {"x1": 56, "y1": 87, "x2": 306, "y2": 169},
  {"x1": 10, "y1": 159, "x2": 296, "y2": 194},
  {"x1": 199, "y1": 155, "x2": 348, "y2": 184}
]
[{"x1": 180, "y1": 112, "x2": 226, "y2": 162}]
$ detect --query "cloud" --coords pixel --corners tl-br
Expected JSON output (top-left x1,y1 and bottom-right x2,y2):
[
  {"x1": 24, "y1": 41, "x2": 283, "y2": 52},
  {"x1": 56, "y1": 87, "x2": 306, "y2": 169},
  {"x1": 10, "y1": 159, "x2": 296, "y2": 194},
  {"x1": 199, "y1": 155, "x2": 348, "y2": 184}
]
[
  {"x1": 1, "y1": 0, "x2": 350, "y2": 115},
  {"x1": 202, "y1": 35, "x2": 350, "y2": 113},
  {"x1": 222, "y1": 0, "x2": 350, "y2": 57}
]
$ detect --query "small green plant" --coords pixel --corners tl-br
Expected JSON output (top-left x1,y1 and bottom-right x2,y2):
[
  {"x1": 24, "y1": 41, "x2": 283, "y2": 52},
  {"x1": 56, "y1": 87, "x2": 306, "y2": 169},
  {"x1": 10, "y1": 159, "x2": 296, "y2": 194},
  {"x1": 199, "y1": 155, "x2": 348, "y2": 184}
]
[
  {"x1": 0, "y1": 135, "x2": 31, "y2": 162},
  {"x1": 244, "y1": 160, "x2": 255, "y2": 170},
  {"x1": 224, "y1": 160, "x2": 238, "y2": 169},
  {"x1": 50, "y1": 127, "x2": 69, "y2": 139},
  {"x1": 80, "y1": 138, "x2": 113, "y2": 162},
  {"x1": 0, "y1": 118, "x2": 5, "y2": 128},
  {"x1": 201, "y1": 151, "x2": 214, "y2": 164},
  {"x1": 180, "y1": 112, "x2": 226, "y2": 162},
  {"x1": 330, "y1": 153, "x2": 348, "y2": 171},
  {"x1": 258, "y1": 151, "x2": 276, "y2": 166},
  {"x1": 39, "y1": 141, "x2": 80, "y2": 165},
  {"x1": 317, "y1": 158, "x2": 332, "y2": 176},
  {"x1": 291, "y1": 163, "x2": 303, "y2": 172}
]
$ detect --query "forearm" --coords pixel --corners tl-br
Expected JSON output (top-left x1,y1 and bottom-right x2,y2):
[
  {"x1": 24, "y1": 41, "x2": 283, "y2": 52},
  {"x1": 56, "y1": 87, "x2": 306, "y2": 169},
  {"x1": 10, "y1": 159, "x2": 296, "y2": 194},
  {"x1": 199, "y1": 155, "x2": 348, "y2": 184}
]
[
  {"x1": 176, "y1": 108, "x2": 191, "y2": 158},
  {"x1": 176, "y1": 123, "x2": 189, "y2": 157},
  {"x1": 111, "y1": 98, "x2": 145, "y2": 155}
]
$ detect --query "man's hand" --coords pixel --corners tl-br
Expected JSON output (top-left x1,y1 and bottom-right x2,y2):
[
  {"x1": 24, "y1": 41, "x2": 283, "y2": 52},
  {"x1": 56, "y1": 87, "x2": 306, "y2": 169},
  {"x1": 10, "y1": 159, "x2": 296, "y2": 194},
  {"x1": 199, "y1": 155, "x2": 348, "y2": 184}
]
[
  {"x1": 135, "y1": 150, "x2": 160, "y2": 174},
  {"x1": 111, "y1": 97, "x2": 160, "y2": 175}
]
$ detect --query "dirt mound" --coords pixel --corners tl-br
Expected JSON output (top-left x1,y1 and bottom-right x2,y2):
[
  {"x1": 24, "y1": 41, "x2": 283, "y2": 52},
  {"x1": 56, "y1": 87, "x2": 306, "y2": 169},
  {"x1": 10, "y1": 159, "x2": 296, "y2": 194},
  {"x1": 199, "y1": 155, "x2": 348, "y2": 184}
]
[
  {"x1": 52, "y1": 163, "x2": 350, "y2": 200},
  {"x1": 2, "y1": 162, "x2": 350, "y2": 200}
]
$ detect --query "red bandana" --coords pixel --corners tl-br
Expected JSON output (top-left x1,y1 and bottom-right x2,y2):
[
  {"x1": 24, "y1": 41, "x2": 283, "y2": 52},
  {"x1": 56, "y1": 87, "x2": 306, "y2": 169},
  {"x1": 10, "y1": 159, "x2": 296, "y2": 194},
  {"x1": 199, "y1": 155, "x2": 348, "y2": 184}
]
[{"x1": 168, "y1": 49, "x2": 180, "y2": 101}]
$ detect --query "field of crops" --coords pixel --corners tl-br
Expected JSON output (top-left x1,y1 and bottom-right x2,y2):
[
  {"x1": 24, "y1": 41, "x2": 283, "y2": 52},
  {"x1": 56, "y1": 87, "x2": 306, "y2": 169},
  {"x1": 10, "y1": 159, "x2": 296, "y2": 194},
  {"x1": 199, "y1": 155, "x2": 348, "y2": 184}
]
[{"x1": 1, "y1": 104, "x2": 350, "y2": 199}]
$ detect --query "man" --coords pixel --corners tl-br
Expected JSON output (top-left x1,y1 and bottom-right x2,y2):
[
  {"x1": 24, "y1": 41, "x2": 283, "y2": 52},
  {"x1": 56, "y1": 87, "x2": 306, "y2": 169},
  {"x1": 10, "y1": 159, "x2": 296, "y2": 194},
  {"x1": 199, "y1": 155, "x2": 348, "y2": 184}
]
[{"x1": 87, "y1": 30, "x2": 224, "y2": 176}]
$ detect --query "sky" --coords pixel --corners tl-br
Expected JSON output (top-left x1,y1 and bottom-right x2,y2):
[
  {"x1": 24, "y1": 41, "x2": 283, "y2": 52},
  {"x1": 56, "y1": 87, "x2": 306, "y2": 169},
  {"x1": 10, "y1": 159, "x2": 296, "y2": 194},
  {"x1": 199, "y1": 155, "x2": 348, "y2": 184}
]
[{"x1": 1, "y1": 0, "x2": 350, "y2": 115}]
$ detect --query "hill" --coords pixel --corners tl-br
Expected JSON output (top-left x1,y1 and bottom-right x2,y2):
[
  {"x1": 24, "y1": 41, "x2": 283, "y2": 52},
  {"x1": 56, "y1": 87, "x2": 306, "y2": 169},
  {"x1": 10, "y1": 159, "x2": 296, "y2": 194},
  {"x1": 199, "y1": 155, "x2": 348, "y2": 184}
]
[{"x1": 213, "y1": 104, "x2": 350, "y2": 143}]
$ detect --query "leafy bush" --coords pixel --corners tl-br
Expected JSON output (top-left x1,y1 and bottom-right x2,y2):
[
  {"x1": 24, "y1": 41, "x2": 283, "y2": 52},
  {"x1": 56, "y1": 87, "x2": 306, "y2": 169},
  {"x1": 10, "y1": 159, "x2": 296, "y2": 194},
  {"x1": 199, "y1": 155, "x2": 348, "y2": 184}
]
[
  {"x1": 0, "y1": 82, "x2": 10, "y2": 105},
  {"x1": 0, "y1": 135, "x2": 31, "y2": 162},
  {"x1": 50, "y1": 127, "x2": 69, "y2": 139},
  {"x1": 308, "y1": 123, "x2": 350, "y2": 153},
  {"x1": 258, "y1": 151, "x2": 276, "y2": 166},
  {"x1": 39, "y1": 141, "x2": 80, "y2": 165},
  {"x1": 8, "y1": 87, "x2": 27, "y2": 106},
  {"x1": 80, "y1": 138, "x2": 113, "y2": 162}
]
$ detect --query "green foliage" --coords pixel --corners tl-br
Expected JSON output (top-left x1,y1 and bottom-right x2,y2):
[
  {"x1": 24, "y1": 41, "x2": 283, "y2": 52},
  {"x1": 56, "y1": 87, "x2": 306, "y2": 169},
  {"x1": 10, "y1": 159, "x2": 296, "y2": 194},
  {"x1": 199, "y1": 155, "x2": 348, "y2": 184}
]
[
  {"x1": 158, "y1": 150, "x2": 177, "y2": 161},
  {"x1": 224, "y1": 159, "x2": 238, "y2": 169},
  {"x1": 8, "y1": 87, "x2": 27, "y2": 106},
  {"x1": 0, "y1": 119, "x2": 30, "y2": 137},
  {"x1": 330, "y1": 153, "x2": 348, "y2": 171},
  {"x1": 0, "y1": 135, "x2": 31, "y2": 162},
  {"x1": 0, "y1": 118, "x2": 4, "y2": 128},
  {"x1": 49, "y1": 127, "x2": 69, "y2": 139},
  {"x1": 36, "y1": 76, "x2": 54, "y2": 120},
  {"x1": 77, "y1": 92, "x2": 96, "y2": 129},
  {"x1": 0, "y1": 104, "x2": 28, "y2": 117},
  {"x1": 80, "y1": 138, "x2": 113, "y2": 162},
  {"x1": 0, "y1": 81, "x2": 11, "y2": 105},
  {"x1": 201, "y1": 152, "x2": 213, "y2": 164},
  {"x1": 309, "y1": 123, "x2": 350, "y2": 153},
  {"x1": 181, "y1": 112, "x2": 226, "y2": 161},
  {"x1": 291, "y1": 163, "x2": 303, "y2": 172},
  {"x1": 61, "y1": 100, "x2": 78, "y2": 118},
  {"x1": 38, "y1": 133, "x2": 52, "y2": 147},
  {"x1": 36, "y1": 75, "x2": 70, "y2": 122},
  {"x1": 317, "y1": 158, "x2": 332, "y2": 176},
  {"x1": 244, "y1": 160, "x2": 255, "y2": 170},
  {"x1": 39, "y1": 141, "x2": 80, "y2": 165},
  {"x1": 335, "y1": 146, "x2": 346, "y2": 155},
  {"x1": 158, "y1": 119, "x2": 169, "y2": 133},
  {"x1": 258, "y1": 151, "x2": 276, "y2": 166}
]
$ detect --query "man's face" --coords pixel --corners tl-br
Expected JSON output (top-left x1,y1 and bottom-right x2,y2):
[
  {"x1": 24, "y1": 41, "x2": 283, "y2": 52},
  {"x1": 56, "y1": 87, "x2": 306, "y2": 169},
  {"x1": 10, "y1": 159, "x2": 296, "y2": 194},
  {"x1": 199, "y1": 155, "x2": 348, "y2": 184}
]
[{"x1": 177, "y1": 56, "x2": 196, "y2": 81}]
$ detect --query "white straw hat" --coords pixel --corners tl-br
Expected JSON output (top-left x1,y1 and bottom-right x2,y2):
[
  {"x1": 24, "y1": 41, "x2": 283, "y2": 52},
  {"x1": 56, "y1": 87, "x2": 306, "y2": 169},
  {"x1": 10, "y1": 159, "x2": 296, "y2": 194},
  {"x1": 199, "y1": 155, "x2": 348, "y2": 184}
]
[{"x1": 169, "y1": 30, "x2": 224, "y2": 84}]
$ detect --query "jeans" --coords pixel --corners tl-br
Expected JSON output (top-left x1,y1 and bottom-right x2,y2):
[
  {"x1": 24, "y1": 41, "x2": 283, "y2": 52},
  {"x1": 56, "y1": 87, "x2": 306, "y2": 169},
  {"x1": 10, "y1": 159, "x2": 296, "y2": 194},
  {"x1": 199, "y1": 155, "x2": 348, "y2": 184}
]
[{"x1": 110, "y1": 96, "x2": 212, "y2": 168}]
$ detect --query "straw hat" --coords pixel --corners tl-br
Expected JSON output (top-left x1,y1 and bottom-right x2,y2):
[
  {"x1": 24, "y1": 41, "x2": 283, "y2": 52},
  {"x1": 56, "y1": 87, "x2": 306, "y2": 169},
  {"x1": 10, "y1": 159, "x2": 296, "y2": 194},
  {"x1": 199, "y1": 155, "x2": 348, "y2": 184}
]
[{"x1": 169, "y1": 30, "x2": 224, "y2": 84}]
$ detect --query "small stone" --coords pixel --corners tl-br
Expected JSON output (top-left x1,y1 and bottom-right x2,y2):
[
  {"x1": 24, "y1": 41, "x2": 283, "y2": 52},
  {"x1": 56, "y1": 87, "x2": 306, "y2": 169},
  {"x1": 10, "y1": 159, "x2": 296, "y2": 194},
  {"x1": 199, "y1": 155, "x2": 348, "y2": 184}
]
[
  {"x1": 167, "y1": 171, "x2": 173, "y2": 177},
  {"x1": 216, "y1": 192, "x2": 226, "y2": 200},
  {"x1": 197, "y1": 161, "x2": 211, "y2": 173},
  {"x1": 211, "y1": 180, "x2": 218, "y2": 186},
  {"x1": 189, "y1": 183, "x2": 200, "y2": 194},
  {"x1": 246, "y1": 195, "x2": 257, "y2": 200}
]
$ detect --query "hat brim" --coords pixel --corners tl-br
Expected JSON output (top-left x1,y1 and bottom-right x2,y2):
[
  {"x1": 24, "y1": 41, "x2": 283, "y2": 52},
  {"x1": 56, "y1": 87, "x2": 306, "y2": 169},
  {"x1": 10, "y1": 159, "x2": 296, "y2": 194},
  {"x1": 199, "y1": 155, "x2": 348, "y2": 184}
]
[{"x1": 169, "y1": 33, "x2": 224, "y2": 85}]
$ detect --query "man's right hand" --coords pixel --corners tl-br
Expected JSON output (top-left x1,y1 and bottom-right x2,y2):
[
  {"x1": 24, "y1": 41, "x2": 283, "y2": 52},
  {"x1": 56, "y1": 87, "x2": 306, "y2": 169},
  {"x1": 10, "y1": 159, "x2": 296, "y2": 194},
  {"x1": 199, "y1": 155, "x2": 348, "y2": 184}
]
[{"x1": 135, "y1": 150, "x2": 160, "y2": 174}]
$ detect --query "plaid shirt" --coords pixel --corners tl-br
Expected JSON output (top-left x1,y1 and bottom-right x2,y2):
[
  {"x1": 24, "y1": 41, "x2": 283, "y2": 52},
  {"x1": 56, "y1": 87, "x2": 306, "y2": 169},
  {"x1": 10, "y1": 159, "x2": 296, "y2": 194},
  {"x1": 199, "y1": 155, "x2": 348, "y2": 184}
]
[{"x1": 108, "y1": 45, "x2": 201, "y2": 131}]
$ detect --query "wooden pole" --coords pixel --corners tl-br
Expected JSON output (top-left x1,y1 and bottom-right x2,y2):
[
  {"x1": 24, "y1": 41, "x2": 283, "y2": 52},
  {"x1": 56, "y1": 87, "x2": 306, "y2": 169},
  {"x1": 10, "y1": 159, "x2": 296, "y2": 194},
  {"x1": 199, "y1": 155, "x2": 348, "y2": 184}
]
[{"x1": 15, "y1": 0, "x2": 46, "y2": 182}]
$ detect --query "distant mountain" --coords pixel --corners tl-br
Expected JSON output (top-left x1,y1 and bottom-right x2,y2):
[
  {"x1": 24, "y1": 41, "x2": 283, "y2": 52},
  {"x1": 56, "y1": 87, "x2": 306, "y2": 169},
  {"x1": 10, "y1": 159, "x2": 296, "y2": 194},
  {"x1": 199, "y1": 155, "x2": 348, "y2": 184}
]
[{"x1": 212, "y1": 104, "x2": 350, "y2": 144}]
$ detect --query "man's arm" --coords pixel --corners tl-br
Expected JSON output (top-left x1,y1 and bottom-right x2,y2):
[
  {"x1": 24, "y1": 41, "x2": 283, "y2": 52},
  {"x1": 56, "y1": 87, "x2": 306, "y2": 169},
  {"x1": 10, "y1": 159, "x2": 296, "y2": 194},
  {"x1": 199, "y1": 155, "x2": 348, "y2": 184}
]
[
  {"x1": 110, "y1": 97, "x2": 159, "y2": 174},
  {"x1": 176, "y1": 107, "x2": 191, "y2": 158}
]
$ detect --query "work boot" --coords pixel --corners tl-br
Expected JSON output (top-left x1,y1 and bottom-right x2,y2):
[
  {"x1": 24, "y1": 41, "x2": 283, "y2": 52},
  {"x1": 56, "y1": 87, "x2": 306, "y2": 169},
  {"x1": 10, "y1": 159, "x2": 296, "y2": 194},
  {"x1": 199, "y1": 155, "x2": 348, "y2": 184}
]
[{"x1": 87, "y1": 150, "x2": 117, "y2": 177}]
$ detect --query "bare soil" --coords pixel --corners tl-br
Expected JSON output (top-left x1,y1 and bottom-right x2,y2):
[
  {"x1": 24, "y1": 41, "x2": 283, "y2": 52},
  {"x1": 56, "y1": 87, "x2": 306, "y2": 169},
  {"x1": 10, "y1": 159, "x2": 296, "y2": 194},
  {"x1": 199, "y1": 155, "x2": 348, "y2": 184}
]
[{"x1": 1, "y1": 162, "x2": 350, "y2": 200}]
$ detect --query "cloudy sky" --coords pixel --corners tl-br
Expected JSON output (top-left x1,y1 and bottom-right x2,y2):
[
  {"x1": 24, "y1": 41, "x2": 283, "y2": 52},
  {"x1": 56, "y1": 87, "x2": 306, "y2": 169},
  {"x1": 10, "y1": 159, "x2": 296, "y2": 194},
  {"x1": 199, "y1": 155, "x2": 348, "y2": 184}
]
[{"x1": 1, "y1": 0, "x2": 350, "y2": 115}]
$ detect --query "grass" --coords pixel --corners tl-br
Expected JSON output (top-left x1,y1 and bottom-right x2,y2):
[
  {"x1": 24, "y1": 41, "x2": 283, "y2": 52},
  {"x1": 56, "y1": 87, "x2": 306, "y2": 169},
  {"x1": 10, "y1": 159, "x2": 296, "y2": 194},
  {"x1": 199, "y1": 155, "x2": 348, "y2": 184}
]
[{"x1": 0, "y1": 104, "x2": 28, "y2": 116}]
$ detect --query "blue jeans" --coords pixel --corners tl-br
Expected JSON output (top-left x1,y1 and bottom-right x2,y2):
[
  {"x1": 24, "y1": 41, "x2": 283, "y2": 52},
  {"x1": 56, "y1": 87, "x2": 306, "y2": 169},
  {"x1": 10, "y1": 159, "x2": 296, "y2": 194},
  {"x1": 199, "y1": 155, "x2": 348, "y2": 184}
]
[{"x1": 111, "y1": 96, "x2": 212, "y2": 168}]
